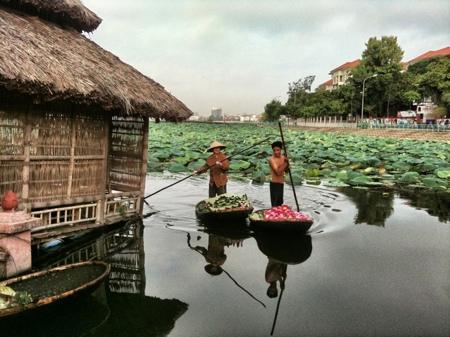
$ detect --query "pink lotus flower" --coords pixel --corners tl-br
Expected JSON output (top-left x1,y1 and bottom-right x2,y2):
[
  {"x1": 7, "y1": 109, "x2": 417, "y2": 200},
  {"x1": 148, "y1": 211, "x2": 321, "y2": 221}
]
[{"x1": 264, "y1": 205, "x2": 312, "y2": 222}]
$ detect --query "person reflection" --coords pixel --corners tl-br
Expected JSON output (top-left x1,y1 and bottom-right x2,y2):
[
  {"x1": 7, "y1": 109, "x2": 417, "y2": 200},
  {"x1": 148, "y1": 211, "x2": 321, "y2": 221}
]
[
  {"x1": 265, "y1": 259, "x2": 287, "y2": 298},
  {"x1": 187, "y1": 233, "x2": 244, "y2": 276},
  {"x1": 254, "y1": 233, "x2": 312, "y2": 298}
]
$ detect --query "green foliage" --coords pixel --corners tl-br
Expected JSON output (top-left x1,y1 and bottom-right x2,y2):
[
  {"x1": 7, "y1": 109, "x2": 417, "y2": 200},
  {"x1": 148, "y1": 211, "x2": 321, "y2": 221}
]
[
  {"x1": 148, "y1": 123, "x2": 450, "y2": 191},
  {"x1": 264, "y1": 38, "x2": 448, "y2": 119},
  {"x1": 263, "y1": 99, "x2": 285, "y2": 121},
  {"x1": 402, "y1": 90, "x2": 421, "y2": 104},
  {"x1": 349, "y1": 36, "x2": 404, "y2": 117}
]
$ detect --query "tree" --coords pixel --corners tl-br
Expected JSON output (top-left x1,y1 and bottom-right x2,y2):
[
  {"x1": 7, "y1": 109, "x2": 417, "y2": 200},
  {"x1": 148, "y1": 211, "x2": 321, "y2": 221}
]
[
  {"x1": 333, "y1": 84, "x2": 358, "y2": 116},
  {"x1": 351, "y1": 36, "x2": 404, "y2": 117},
  {"x1": 262, "y1": 99, "x2": 285, "y2": 121},
  {"x1": 285, "y1": 76, "x2": 316, "y2": 118},
  {"x1": 416, "y1": 56, "x2": 450, "y2": 107},
  {"x1": 402, "y1": 90, "x2": 421, "y2": 109}
]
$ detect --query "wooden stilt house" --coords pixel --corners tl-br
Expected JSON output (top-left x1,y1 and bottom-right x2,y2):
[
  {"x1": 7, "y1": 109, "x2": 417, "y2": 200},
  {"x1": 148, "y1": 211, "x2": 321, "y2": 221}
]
[{"x1": 0, "y1": 0, "x2": 191, "y2": 242}]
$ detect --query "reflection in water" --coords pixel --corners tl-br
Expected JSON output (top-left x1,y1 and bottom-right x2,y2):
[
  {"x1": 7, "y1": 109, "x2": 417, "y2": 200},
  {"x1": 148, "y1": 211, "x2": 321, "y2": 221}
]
[
  {"x1": 187, "y1": 224, "x2": 249, "y2": 276},
  {"x1": 341, "y1": 188, "x2": 395, "y2": 226},
  {"x1": 399, "y1": 189, "x2": 450, "y2": 223},
  {"x1": 254, "y1": 233, "x2": 313, "y2": 336},
  {"x1": 265, "y1": 260, "x2": 287, "y2": 299},
  {"x1": 187, "y1": 228, "x2": 267, "y2": 309},
  {"x1": 341, "y1": 187, "x2": 450, "y2": 226},
  {"x1": 1, "y1": 220, "x2": 188, "y2": 337}
]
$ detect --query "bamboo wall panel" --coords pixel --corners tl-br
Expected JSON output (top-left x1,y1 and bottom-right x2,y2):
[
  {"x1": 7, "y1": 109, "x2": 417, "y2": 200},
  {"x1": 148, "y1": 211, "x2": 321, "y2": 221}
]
[
  {"x1": 109, "y1": 117, "x2": 145, "y2": 191},
  {"x1": 0, "y1": 111, "x2": 24, "y2": 197},
  {"x1": 30, "y1": 112, "x2": 71, "y2": 157},
  {"x1": 1, "y1": 104, "x2": 145, "y2": 214},
  {"x1": 0, "y1": 160, "x2": 23, "y2": 197},
  {"x1": 28, "y1": 160, "x2": 70, "y2": 202},
  {"x1": 71, "y1": 159, "x2": 104, "y2": 196},
  {"x1": 0, "y1": 111, "x2": 24, "y2": 156},
  {"x1": 27, "y1": 110, "x2": 106, "y2": 203},
  {"x1": 74, "y1": 113, "x2": 105, "y2": 156}
]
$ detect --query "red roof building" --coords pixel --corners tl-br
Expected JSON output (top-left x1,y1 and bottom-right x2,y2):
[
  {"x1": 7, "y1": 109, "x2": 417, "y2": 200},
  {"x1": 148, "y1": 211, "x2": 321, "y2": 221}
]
[
  {"x1": 329, "y1": 59, "x2": 362, "y2": 74},
  {"x1": 318, "y1": 79, "x2": 334, "y2": 91},
  {"x1": 328, "y1": 59, "x2": 361, "y2": 88},
  {"x1": 406, "y1": 46, "x2": 450, "y2": 65}
]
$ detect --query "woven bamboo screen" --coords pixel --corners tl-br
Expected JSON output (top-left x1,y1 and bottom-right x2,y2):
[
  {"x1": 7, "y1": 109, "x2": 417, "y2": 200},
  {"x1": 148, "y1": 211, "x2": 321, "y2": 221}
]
[
  {"x1": 109, "y1": 116, "x2": 145, "y2": 192},
  {"x1": 28, "y1": 110, "x2": 106, "y2": 204},
  {"x1": 0, "y1": 106, "x2": 107, "y2": 208},
  {"x1": 0, "y1": 110, "x2": 24, "y2": 197}
]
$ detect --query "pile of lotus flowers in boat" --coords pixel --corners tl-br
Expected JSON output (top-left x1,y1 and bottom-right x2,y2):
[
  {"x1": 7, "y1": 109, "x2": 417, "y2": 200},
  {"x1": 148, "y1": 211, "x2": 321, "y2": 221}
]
[{"x1": 263, "y1": 205, "x2": 312, "y2": 222}]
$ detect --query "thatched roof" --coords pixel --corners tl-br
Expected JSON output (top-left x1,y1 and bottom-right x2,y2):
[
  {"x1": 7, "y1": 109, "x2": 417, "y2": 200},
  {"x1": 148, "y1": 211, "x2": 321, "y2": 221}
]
[
  {"x1": 0, "y1": 5, "x2": 192, "y2": 120},
  {"x1": 0, "y1": 0, "x2": 101, "y2": 32}
]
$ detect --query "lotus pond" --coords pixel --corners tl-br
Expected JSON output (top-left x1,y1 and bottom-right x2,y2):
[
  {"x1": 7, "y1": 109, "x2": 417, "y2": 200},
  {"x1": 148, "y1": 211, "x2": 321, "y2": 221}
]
[
  {"x1": 148, "y1": 123, "x2": 450, "y2": 191},
  {"x1": 1, "y1": 174, "x2": 449, "y2": 337}
]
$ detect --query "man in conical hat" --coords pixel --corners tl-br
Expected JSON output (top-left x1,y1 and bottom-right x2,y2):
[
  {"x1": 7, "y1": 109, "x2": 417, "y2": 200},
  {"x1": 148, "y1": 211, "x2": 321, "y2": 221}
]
[{"x1": 196, "y1": 140, "x2": 230, "y2": 197}]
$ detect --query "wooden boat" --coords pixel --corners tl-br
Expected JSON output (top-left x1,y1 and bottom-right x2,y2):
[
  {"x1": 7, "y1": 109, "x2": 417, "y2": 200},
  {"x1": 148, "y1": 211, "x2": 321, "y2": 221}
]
[
  {"x1": 195, "y1": 201, "x2": 253, "y2": 224},
  {"x1": 249, "y1": 210, "x2": 314, "y2": 233},
  {"x1": 0, "y1": 261, "x2": 110, "y2": 318}
]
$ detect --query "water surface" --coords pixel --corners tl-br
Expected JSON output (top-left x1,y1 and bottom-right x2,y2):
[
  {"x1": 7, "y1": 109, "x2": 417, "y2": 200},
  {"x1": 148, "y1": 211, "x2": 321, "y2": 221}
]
[{"x1": 1, "y1": 174, "x2": 449, "y2": 337}]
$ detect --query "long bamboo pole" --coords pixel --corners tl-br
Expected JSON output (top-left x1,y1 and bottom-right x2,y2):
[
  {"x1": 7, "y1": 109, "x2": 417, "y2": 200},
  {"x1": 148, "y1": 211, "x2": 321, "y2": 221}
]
[
  {"x1": 270, "y1": 264, "x2": 287, "y2": 336},
  {"x1": 278, "y1": 121, "x2": 300, "y2": 212}
]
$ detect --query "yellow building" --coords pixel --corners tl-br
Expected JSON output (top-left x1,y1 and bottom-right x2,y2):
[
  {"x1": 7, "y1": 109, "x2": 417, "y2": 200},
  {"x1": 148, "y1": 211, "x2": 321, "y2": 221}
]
[{"x1": 329, "y1": 59, "x2": 361, "y2": 89}]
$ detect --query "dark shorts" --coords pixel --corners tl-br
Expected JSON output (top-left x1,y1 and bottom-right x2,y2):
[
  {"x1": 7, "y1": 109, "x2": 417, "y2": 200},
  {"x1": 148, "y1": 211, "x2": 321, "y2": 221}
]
[
  {"x1": 270, "y1": 182, "x2": 284, "y2": 207},
  {"x1": 209, "y1": 184, "x2": 227, "y2": 198}
]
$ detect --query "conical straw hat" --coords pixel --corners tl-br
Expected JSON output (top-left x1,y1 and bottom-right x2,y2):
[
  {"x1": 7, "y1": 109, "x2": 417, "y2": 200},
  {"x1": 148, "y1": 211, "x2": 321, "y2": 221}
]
[{"x1": 206, "y1": 140, "x2": 226, "y2": 152}]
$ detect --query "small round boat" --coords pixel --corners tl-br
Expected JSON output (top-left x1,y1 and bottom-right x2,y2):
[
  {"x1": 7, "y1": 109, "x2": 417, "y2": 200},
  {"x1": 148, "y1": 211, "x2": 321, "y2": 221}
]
[
  {"x1": 0, "y1": 261, "x2": 110, "y2": 318},
  {"x1": 195, "y1": 201, "x2": 253, "y2": 224},
  {"x1": 195, "y1": 194, "x2": 253, "y2": 224},
  {"x1": 249, "y1": 210, "x2": 313, "y2": 233}
]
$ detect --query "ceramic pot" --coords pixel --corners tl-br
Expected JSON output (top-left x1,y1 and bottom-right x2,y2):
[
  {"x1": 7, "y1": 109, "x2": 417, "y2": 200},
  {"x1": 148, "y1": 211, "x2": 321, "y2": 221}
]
[{"x1": 1, "y1": 191, "x2": 18, "y2": 211}]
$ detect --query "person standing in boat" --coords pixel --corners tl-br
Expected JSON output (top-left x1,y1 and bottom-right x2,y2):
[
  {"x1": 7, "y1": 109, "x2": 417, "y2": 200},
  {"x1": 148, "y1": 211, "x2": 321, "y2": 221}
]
[
  {"x1": 196, "y1": 141, "x2": 230, "y2": 197},
  {"x1": 268, "y1": 141, "x2": 289, "y2": 207}
]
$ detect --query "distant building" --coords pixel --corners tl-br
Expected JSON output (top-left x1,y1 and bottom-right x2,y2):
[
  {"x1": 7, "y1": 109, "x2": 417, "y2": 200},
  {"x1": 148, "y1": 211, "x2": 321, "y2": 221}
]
[
  {"x1": 224, "y1": 115, "x2": 241, "y2": 122},
  {"x1": 318, "y1": 79, "x2": 333, "y2": 92},
  {"x1": 188, "y1": 115, "x2": 200, "y2": 121},
  {"x1": 239, "y1": 114, "x2": 258, "y2": 122},
  {"x1": 406, "y1": 46, "x2": 450, "y2": 67},
  {"x1": 329, "y1": 59, "x2": 361, "y2": 89},
  {"x1": 210, "y1": 108, "x2": 223, "y2": 121}
]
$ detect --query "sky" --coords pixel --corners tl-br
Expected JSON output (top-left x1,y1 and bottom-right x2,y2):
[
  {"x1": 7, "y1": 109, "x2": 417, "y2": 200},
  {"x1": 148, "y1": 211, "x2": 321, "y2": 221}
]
[{"x1": 83, "y1": 0, "x2": 450, "y2": 116}]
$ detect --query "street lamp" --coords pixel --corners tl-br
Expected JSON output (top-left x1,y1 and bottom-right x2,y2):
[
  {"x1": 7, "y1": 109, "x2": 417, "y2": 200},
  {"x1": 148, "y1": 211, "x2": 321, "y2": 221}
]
[{"x1": 361, "y1": 73, "x2": 378, "y2": 121}]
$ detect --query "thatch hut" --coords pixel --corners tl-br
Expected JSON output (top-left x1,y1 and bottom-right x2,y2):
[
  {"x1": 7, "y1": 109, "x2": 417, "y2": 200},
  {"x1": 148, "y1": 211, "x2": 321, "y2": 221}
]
[{"x1": 0, "y1": 0, "x2": 191, "y2": 240}]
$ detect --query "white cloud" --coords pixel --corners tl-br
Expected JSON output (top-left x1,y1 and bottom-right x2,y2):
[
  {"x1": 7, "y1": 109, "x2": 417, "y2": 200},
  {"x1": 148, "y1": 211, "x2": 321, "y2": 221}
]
[{"x1": 83, "y1": 0, "x2": 450, "y2": 115}]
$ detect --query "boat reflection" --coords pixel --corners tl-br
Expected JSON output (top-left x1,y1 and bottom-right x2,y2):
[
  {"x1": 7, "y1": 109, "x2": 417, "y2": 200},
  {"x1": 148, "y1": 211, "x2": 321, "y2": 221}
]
[{"x1": 253, "y1": 232, "x2": 312, "y2": 335}]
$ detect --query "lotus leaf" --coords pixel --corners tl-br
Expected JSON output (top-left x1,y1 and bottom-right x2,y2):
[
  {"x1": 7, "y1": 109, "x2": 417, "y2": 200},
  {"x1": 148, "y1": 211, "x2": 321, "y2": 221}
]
[
  {"x1": 436, "y1": 170, "x2": 450, "y2": 179},
  {"x1": 399, "y1": 172, "x2": 421, "y2": 184},
  {"x1": 168, "y1": 163, "x2": 187, "y2": 173}
]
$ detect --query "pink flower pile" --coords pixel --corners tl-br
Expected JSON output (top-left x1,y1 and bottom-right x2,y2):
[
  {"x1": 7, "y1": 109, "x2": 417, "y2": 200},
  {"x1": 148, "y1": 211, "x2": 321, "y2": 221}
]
[{"x1": 263, "y1": 205, "x2": 312, "y2": 222}]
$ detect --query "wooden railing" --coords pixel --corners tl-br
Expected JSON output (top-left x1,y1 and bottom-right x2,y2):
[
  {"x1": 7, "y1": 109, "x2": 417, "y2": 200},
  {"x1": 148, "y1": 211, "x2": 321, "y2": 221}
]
[
  {"x1": 31, "y1": 203, "x2": 98, "y2": 232},
  {"x1": 47, "y1": 220, "x2": 140, "y2": 268},
  {"x1": 31, "y1": 191, "x2": 141, "y2": 234},
  {"x1": 105, "y1": 192, "x2": 141, "y2": 221}
]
